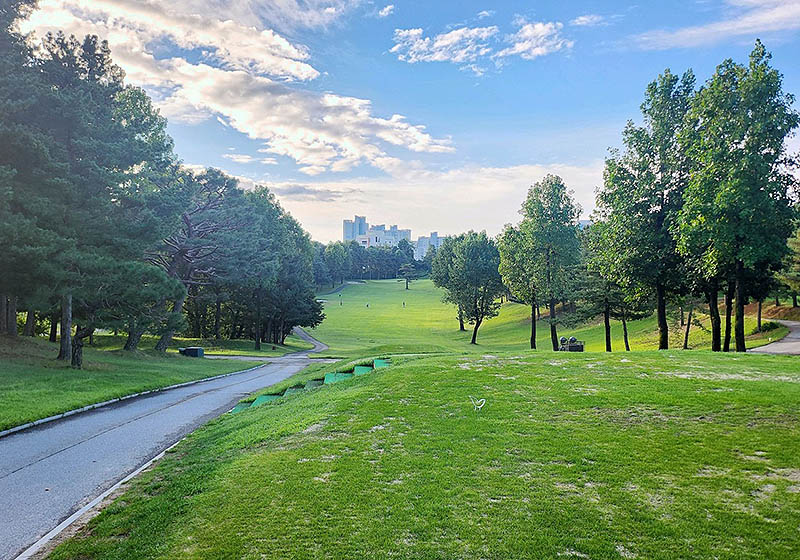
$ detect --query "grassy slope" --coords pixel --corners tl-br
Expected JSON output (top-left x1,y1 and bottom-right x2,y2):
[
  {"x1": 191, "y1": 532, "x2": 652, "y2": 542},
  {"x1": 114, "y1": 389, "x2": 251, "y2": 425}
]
[
  {"x1": 92, "y1": 332, "x2": 314, "y2": 357},
  {"x1": 49, "y1": 351, "x2": 800, "y2": 560},
  {"x1": 312, "y1": 279, "x2": 785, "y2": 356},
  {"x1": 0, "y1": 336, "x2": 261, "y2": 432}
]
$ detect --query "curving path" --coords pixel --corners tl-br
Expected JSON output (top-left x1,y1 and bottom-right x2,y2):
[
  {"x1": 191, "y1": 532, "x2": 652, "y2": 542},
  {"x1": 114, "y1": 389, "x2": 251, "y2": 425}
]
[
  {"x1": 0, "y1": 328, "x2": 327, "y2": 560},
  {"x1": 748, "y1": 320, "x2": 800, "y2": 355}
]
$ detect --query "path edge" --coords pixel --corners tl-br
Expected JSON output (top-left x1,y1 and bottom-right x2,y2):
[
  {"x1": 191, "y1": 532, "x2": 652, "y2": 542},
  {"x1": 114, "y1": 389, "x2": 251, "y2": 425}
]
[{"x1": 0, "y1": 363, "x2": 266, "y2": 440}]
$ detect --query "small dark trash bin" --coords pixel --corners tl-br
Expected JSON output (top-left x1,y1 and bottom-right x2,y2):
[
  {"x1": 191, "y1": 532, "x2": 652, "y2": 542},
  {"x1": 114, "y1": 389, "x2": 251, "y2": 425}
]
[{"x1": 180, "y1": 347, "x2": 204, "y2": 357}]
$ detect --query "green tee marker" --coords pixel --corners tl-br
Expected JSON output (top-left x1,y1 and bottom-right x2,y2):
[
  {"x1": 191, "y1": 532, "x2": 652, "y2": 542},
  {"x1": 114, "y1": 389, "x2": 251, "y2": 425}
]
[
  {"x1": 324, "y1": 372, "x2": 354, "y2": 384},
  {"x1": 252, "y1": 394, "x2": 281, "y2": 407},
  {"x1": 230, "y1": 402, "x2": 252, "y2": 414}
]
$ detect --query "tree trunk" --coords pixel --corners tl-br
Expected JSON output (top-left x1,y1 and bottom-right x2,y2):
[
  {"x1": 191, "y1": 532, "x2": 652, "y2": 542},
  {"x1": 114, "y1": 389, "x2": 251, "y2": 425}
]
[
  {"x1": 757, "y1": 300, "x2": 763, "y2": 333},
  {"x1": 57, "y1": 294, "x2": 72, "y2": 361},
  {"x1": 214, "y1": 295, "x2": 222, "y2": 340},
  {"x1": 793, "y1": 293, "x2": 798, "y2": 308},
  {"x1": 622, "y1": 311, "x2": 630, "y2": 351},
  {"x1": 549, "y1": 297, "x2": 558, "y2": 351},
  {"x1": 5, "y1": 296, "x2": 17, "y2": 336},
  {"x1": 405, "y1": 278, "x2": 409, "y2": 290},
  {"x1": 49, "y1": 312, "x2": 58, "y2": 342},
  {"x1": 655, "y1": 282, "x2": 668, "y2": 350},
  {"x1": 603, "y1": 300, "x2": 611, "y2": 352},
  {"x1": 154, "y1": 293, "x2": 186, "y2": 352},
  {"x1": 707, "y1": 287, "x2": 721, "y2": 352},
  {"x1": 683, "y1": 304, "x2": 693, "y2": 350},
  {"x1": 734, "y1": 262, "x2": 746, "y2": 353},
  {"x1": 529, "y1": 301, "x2": 537, "y2": 350},
  {"x1": 458, "y1": 307, "x2": 465, "y2": 331},
  {"x1": 124, "y1": 324, "x2": 146, "y2": 351},
  {"x1": 470, "y1": 318, "x2": 482, "y2": 344},
  {"x1": 723, "y1": 281, "x2": 734, "y2": 352},
  {"x1": 71, "y1": 325, "x2": 94, "y2": 369},
  {"x1": 679, "y1": 306, "x2": 685, "y2": 327},
  {"x1": 775, "y1": 295, "x2": 780, "y2": 307},
  {"x1": 0, "y1": 295, "x2": 6, "y2": 334},
  {"x1": 254, "y1": 290, "x2": 262, "y2": 351},
  {"x1": 23, "y1": 309, "x2": 35, "y2": 337}
]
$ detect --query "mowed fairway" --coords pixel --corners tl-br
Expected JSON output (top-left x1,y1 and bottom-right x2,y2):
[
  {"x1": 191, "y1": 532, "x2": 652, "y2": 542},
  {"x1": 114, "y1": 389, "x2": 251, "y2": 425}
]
[
  {"x1": 47, "y1": 351, "x2": 800, "y2": 559},
  {"x1": 312, "y1": 280, "x2": 784, "y2": 355}
]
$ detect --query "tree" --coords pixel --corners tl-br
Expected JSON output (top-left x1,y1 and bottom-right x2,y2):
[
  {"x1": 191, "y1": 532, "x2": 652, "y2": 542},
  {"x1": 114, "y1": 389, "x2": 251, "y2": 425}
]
[
  {"x1": 446, "y1": 232, "x2": 505, "y2": 344},
  {"x1": 398, "y1": 262, "x2": 417, "y2": 289},
  {"x1": 595, "y1": 69, "x2": 695, "y2": 350},
  {"x1": 324, "y1": 242, "x2": 349, "y2": 287},
  {"x1": 498, "y1": 224, "x2": 539, "y2": 349},
  {"x1": 521, "y1": 175, "x2": 581, "y2": 350},
  {"x1": 431, "y1": 235, "x2": 466, "y2": 331},
  {"x1": 678, "y1": 41, "x2": 799, "y2": 352},
  {"x1": 779, "y1": 228, "x2": 800, "y2": 307}
]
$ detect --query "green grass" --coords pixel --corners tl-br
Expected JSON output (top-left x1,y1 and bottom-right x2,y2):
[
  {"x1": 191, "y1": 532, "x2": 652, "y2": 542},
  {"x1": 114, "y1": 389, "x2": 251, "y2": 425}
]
[
  {"x1": 48, "y1": 350, "x2": 800, "y2": 559},
  {"x1": 0, "y1": 336, "x2": 262, "y2": 431},
  {"x1": 92, "y1": 332, "x2": 314, "y2": 357},
  {"x1": 312, "y1": 279, "x2": 785, "y2": 357}
]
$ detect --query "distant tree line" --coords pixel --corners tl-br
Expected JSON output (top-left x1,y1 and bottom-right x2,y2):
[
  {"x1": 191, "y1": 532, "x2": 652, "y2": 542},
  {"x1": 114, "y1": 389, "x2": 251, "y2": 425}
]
[
  {"x1": 312, "y1": 238, "x2": 428, "y2": 287},
  {"x1": 0, "y1": 2, "x2": 322, "y2": 366},
  {"x1": 434, "y1": 42, "x2": 799, "y2": 351}
]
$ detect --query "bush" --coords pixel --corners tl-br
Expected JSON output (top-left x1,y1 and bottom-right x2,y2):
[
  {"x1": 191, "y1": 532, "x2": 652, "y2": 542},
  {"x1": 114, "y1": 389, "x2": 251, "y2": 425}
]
[{"x1": 750, "y1": 321, "x2": 781, "y2": 335}]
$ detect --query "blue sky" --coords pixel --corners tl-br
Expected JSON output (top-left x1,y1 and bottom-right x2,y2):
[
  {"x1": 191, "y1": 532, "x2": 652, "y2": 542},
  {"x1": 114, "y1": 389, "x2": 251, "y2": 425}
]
[{"x1": 22, "y1": 0, "x2": 800, "y2": 242}]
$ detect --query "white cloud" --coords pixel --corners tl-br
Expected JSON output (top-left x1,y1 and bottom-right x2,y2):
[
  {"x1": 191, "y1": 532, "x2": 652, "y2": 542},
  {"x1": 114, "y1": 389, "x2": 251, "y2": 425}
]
[
  {"x1": 22, "y1": 0, "x2": 319, "y2": 81},
  {"x1": 477, "y1": 10, "x2": 495, "y2": 20},
  {"x1": 493, "y1": 18, "x2": 573, "y2": 60},
  {"x1": 570, "y1": 14, "x2": 606, "y2": 27},
  {"x1": 272, "y1": 160, "x2": 604, "y2": 242},
  {"x1": 391, "y1": 18, "x2": 572, "y2": 73},
  {"x1": 222, "y1": 153, "x2": 277, "y2": 165},
  {"x1": 23, "y1": 0, "x2": 452, "y2": 175},
  {"x1": 378, "y1": 4, "x2": 394, "y2": 18},
  {"x1": 391, "y1": 26, "x2": 499, "y2": 65},
  {"x1": 634, "y1": 0, "x2": 800, "y2": 50}
]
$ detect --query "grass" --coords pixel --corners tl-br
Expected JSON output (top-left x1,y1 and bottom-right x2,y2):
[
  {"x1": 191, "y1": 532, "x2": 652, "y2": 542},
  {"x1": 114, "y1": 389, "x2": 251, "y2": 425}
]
[
  {"x1": 311, "y1": 279, "x2": 785, "y2": 357},
  {"x1": 91, "y1": 332, "x2": 314, "y2": 357},
  {"x1": 47, "y1": 350, "x2": 800, "y2": 559},
  {"x1": 0, "y1": 336, "x2": 262, "y2": 432}
]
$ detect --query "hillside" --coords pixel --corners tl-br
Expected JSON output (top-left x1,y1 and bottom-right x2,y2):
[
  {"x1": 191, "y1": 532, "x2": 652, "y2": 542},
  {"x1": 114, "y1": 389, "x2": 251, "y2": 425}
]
[{"x1": 312, "y1": 279, "x2": 785, "y2": 356}]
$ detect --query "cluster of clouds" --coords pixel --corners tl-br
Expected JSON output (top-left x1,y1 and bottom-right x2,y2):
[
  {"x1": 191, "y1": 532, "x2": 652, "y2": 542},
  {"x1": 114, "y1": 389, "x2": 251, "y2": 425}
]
[
  {"x1": 390, "y1": 15, "x2": 576, "y2": 75},
  {"x1": 21, "y1": 0, "x2": 450, "y2": 176},
  {"x1": 634, "y1": 0, "x2": 800, "y2": 50}
]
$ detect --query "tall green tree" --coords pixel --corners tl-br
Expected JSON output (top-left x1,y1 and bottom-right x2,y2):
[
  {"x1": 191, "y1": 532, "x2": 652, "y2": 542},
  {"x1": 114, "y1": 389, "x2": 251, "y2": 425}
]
[
  {"x1": 521, "y1": 175, "x2": 581, "y2": 351},
  {"x1": 498, "y1": 224, "x2": 539, "y2": 349},
  {"x1": 446, "y1": 232, "x2": 505, "y2": 344},
  {"x1": 595, "y1": 69, "x2": 695, "y2": 350},
  {"x1": 430, "y1": 235, "x2": 466, "y2": 331},
  {"x1": 678, "y1": 41, "x2": 799, "y2": 352}
]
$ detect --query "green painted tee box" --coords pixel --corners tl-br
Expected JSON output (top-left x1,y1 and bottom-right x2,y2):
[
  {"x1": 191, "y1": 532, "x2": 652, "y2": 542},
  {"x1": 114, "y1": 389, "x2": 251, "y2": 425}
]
[
  {"x1": 284, "y1": 385, "x2": 304, "y2": 396},
  {"x1": 252, "y1": 394, "x2": 281, "y2": 407},
  {"x1": 305, "y1": 379, "x2": 324, "y2": 389},
  {"x1": 324, "y1": 372, "x2": 354, "y2": 385},
  {"x1": 373, "y1": 359, "x2": 391, "y2": 369},
  {"x1": 230, "y1": 402, "x2": 252, "y2": 414},
  {"x1": 353, "y1": 365, "x2": 373, "y2": 376}
]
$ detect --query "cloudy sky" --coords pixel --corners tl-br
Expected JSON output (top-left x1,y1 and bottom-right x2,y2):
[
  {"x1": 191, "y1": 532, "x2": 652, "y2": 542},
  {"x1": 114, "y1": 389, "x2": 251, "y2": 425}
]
[{"x1": 20, "y1": 0, "x2": 800, "y2": 242}]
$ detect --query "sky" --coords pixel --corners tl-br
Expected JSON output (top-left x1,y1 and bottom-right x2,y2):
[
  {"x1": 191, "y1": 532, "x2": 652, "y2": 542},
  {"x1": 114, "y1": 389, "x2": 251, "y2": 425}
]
[{"x1": 19, "y1": 0, "x2": 800, "y2": 242}]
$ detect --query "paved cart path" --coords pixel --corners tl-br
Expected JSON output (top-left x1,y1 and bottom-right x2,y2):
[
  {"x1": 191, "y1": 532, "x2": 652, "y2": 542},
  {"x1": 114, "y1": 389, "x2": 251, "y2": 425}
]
[
  {"x1": 749, "y1": 320, "x2": 800, "y2": 355},
  {"x1": 0, "y1": 328, "x2": 327, "y2": 560}
]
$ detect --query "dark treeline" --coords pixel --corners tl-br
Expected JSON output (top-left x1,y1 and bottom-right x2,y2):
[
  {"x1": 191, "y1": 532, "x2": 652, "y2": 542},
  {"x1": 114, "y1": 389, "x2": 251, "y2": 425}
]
[
  {"x1": 434, "y1": 42, "x2": 800, "y2": 350},
  {"x1": 313, "y1": 238, "x2": 427, "y2": 287},
  {"x1": 0, "y1": 2, "x2": 322, "y2": 367}
]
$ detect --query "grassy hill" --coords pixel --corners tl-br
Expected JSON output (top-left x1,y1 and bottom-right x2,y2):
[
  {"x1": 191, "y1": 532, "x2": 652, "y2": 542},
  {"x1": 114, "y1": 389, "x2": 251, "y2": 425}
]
[
  {"x1": 47, "y1": 350, "x2": 800, "y2": 559},
  {"x1": 312, "y1": 279, "x2": 784, "y2": 356},
  {"x1": 0, "y1": 336, "x2": 265, "y2": 432}
]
